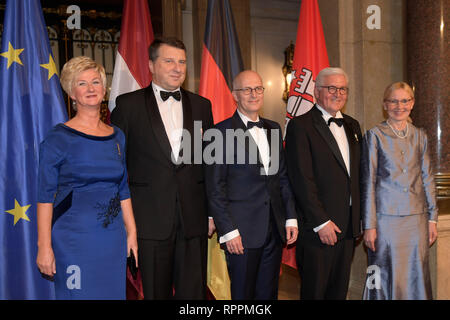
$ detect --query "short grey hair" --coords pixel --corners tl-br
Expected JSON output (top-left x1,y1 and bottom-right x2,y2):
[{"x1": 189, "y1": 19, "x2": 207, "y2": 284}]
[{"x1": 315, "y1": 67, "x2": 349, "y2": 87}]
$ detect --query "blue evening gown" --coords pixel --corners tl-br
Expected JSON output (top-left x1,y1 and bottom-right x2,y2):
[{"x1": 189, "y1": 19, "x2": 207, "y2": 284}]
[{"x1": 38, "y1": 124, "x2": 130, "y2": 300}]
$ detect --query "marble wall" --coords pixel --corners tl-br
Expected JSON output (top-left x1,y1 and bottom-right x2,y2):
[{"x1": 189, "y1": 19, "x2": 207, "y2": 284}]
[
  {"x1": 406, "y1": 0, "x2": 450, "y2": 299},
  {"x1": 407, "y1": 0, "x2": 450, "y2": 173},
  {"x1": 339, "y1": 0, "x2": 406, "y2": 132},
  {"x1": 250, "y1": 0, "x2": 300, "y2": 129}
]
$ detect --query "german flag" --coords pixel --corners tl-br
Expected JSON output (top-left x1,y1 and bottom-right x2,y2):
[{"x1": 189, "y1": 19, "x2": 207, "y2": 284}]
[
  {"x1": 199, "y1": 0, "x2": 244, "y2": 124},
  {"x1": 199, "y1": 0, "x2": 244, "y2": 300}
]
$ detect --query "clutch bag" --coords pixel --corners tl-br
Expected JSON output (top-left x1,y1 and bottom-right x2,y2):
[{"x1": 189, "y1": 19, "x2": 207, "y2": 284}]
[{"x1": 127, "y1": 250, "x2": 138, "y2": 280}]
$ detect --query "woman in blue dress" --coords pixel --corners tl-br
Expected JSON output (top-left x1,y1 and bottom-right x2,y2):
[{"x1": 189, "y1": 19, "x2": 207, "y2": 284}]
[{"x1": 36, "y1": 56, "x2": 138, "y2": 299}]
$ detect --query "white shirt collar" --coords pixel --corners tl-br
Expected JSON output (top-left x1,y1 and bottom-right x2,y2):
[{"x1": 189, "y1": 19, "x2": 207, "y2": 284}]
[
  {"x1": 152, "y1": 82, "x2": 181, "y2": 102},
  {"x1": 316, "y1": 104, "x2": 343, "y2": 121},
  {"x1": 236, "y1": 109, "x2": 260, "y2": 127}
]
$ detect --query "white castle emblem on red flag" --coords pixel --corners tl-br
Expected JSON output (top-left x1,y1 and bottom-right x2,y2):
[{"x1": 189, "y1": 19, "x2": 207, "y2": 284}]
[{"x1": 285, "y1": 67, "x2": 316, "y2": 130}]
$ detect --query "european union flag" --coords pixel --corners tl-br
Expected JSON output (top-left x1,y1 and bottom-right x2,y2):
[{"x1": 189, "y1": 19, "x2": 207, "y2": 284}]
[{"x1": 0, "y1": 0, "x2": 68, "y2": 299}]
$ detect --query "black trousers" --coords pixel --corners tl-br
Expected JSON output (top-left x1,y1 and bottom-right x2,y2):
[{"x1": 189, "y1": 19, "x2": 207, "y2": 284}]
[
  {"x1": 296, "y1": 212, "x2": 355, "y2": 300},
  {"x1": 225, "y1": 216, "x2": 283, "y2": 300},
  {"x1": 137, "y1": 202, "x2": 207, "y2": 300}
]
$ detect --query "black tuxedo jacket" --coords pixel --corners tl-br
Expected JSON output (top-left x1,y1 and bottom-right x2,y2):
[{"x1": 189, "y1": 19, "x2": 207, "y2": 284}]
[
  {"x1": 205, "y1": 111, "x2": 297, "y2": 249},
  {"x1": 111, "y1": 84, "x2": 214, "y2": 240},
  {"x1": 285, "y1": 105, "x2": 362, "y2": 242}
]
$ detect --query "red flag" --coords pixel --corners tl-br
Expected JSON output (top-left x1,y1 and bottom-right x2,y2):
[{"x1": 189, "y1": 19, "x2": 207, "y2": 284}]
[
  {"x1": 282, "y1": 0, "x2": 329, "y2": 269},
  {"x1": 108, "y1": 0, "x2": 154, "y2": 112},
  {"x1": 199, "y1": 0, "x2": 244, "y2": 300},
  {"x1": 108, "y1": 0, "x2": 154, "y2": 299}
]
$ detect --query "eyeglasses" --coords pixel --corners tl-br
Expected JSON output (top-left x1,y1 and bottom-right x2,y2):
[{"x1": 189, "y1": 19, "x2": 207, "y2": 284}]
[
  {"x1": 234, "y1": 86, "x2": 265, "y2": 95},
  {"x1": 384, "y1": 98, "x2": 414, "y2": 106},
  {"x1": 318, "y1": 86, "x2": 349, "y2": 95}
]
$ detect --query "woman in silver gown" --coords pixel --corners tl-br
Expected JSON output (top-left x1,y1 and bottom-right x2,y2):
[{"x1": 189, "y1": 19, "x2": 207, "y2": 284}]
[{"x1": 361, "y1": 82, "x2": 438, "y2": 300}]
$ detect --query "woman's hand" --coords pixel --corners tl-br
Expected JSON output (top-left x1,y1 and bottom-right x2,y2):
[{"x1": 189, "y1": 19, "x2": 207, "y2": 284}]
[
  {"x1": 121, "y1": 198, "x2": 138, "y2": 268},
  {"x1": 363, "y1": 229, "x2": 377, "y2": 252},
  {"x1": 127, "y1": 234, "x2": 138, "y2": 268},
  {"x1": 36, "y1": 246, "x2": 56, "y2": 277},
  {"x1": 429, "y1": 222, "x2": 438, "y2": 247}
]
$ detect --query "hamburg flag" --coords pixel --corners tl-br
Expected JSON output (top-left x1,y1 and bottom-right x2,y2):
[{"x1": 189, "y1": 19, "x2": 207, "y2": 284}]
[
  {"x1": 282, "y1": 0, "x2": 329, "y2": 269},
  {"x1": 0, "y1": 0, "x2": 68, "y2": 299},
  {"x1": 284, "y1": 0, "x2": 329, "y2": 130},
  {"x1": 108, "y1": 0, "x2": 154, "y2": 299},
  {"x1": 199, "y1": 0, "x2": 244, "y2": 300},
  {"x1": 108, "y1": 0, "x2": 154, "y2": 113}
]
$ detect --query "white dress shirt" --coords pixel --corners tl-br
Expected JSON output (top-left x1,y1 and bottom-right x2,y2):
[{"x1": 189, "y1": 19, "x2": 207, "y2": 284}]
[
  {"x1": 152, "y1": 82, "x2": 183, "y2": 162},
  {"x1": 219, "y1": 110, "x2": 297, "y2": 244},
  {"x1": 313, "y1": 104, "x2": 350, "y2": 233}
]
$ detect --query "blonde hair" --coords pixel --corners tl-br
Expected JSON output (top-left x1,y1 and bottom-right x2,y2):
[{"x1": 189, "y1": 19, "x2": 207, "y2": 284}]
[
  {"x1": 60, "y1": 56, "x2": 107, "y2": 98},
  {"x1": 383, "y1": 82, "x2": 415, "y2": 101}
]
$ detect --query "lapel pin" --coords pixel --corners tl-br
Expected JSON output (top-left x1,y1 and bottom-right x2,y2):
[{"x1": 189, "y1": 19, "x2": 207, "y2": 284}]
[{"x1": 354, "y1": 133, "x2": 359, "y2": 142}]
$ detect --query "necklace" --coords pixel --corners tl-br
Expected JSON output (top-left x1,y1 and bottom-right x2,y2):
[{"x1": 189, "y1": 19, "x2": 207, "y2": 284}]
[{"x1": 386, "y1": 119, "x2": 408, "y2": 139}]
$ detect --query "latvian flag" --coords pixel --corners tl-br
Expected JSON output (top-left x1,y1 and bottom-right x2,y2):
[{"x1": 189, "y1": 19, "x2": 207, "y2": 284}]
[
  {"x1": 108, "y1": 0, "x2": 154, "y2": 113},
  {"x1": 108, "y1": 0, "x2": 154, "y2": 299}
]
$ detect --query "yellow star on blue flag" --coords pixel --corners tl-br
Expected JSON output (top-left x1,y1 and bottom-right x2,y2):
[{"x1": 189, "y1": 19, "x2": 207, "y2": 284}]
[
  {"x1": 40, "y1": 54, "x2": 58, "y2": 80},
  {"x1": 5, "y1": 199, "x2": 31, "y2": 225},
  {"x1": 0, "y1": 0, "x2": 67, "y2": 299},
  {"x1": 0, "y1": 42, "x2": 24, "y2": 69}
]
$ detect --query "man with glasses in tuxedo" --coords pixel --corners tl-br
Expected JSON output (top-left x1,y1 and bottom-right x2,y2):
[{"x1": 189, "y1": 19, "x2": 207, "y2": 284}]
[
  {"x1": 205, "y1": 70, "x2": 298, "y2": 299},
  {"x1": 285, "y1": 67, "x2": 363, "y2": 300}
]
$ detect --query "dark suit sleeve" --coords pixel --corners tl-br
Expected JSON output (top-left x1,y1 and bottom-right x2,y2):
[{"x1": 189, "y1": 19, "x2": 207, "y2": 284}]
[
  {"x1": 204, "y1": 128, "x2": 236, "y2": 237},
  {"x1": 275, "y1": 124, "x2": 297, "y2": 221},
  {"x1": 202, "y1": 99, "x2": 214, "y2": 131},
  {"x1": 285, "y1": 119, "x2": 329, "y2": 227}
]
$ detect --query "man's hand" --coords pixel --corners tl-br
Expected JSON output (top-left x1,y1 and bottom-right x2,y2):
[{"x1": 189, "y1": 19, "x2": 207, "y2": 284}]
[
  {"x1": 226, "y1": 236, "x2": 244, "y2": 255},
  {"x1": 208, "y1": 218, "x2": 216, "y2": 237},
  {"x1": 286, "y1": 226, "x2": 298, "y2": 245},
  {"x1": 318, "y1": 221, "x2": 341, "y2": 246}
]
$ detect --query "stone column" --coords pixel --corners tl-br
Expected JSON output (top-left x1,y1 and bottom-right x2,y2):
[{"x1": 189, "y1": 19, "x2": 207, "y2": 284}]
[
  {"x1": 338, "y1": 0, "x2": 407, "y2": 300},
  {"x1": 406, "y1": 0, "x2": 450, "y2": 300}
]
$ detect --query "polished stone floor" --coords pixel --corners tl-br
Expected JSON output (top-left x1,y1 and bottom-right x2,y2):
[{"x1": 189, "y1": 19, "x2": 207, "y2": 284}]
[{"x1": 278, "y1": 264, "x2": 300, "y2": 300}]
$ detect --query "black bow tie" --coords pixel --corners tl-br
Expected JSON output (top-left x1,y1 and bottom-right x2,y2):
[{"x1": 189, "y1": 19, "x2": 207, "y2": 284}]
[
  {"x1": 247, "y1": 120, "x2": 264, "y2": 129},
  {"x1": 328, "y1": 117, "x2": 344, "y2": 127},
  {"x1": 160, "y1": 90, "x2": 181, "y2": 101}
]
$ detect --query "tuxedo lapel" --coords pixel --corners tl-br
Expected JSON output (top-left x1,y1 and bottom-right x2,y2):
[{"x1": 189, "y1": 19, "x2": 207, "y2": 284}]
[
  {"x1": 144, "y1": 85, "x2": 173, "y2": 163},
  {"x1": 343, "y1": 117, "x2": 359, "y2": 181},
  {"x1": 231, "y1": 111, "x2": 260, "y2": 165},
  {"x1": 312, "y1": 105, "x2": 348, "y2": 176},
  {"x1": 263, "y1": 119, "x2": 279, "y2": 178},
  {"x1": 262, "y1": 119, "x2": 272, "y2": 154},
  {"x1": 179, "y1": 89, "x2": 194, "y2": 162}
]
